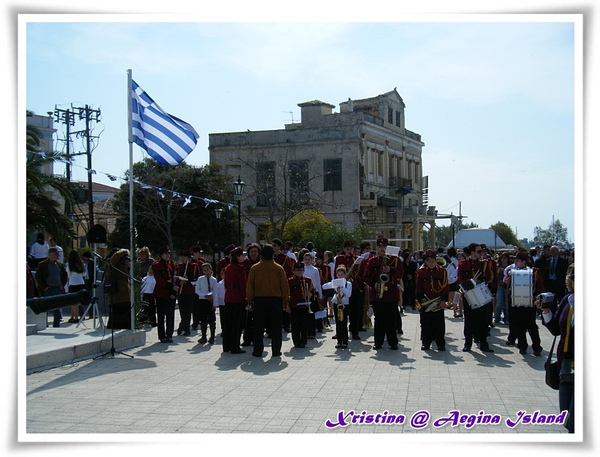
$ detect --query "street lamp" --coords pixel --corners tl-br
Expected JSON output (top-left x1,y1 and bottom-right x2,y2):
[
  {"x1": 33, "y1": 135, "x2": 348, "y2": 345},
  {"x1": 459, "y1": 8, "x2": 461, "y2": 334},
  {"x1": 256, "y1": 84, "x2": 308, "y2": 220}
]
[
  {"x1": 233, "y1": 176, "x2": 245, "y2": 246},
  {"x1": 214, "y1": 207, "x2": 223, "y2": 264}
]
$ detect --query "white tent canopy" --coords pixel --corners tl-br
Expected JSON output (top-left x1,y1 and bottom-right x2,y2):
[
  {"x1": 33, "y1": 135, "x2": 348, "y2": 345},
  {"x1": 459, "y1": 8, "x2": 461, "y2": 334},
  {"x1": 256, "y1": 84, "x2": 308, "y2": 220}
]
[{"x1": 446, "y1": 228, "x2": 507, "y2": 250}]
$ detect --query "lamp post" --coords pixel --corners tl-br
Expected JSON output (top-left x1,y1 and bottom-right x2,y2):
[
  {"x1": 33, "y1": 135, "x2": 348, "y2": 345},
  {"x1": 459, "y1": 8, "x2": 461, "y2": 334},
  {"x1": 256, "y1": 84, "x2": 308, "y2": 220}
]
[
  {"x1": 233, "y1": 176, "x2": 245, "y2": 246},
  {"x1": 214, "y1": 207, "x2": 223, "y2": 264}
]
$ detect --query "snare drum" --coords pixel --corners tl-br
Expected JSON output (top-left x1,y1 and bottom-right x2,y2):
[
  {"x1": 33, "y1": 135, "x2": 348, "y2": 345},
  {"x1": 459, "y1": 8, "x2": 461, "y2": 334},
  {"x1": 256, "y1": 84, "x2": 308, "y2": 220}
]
[
  {"x1": 460, "y1": 279, "x2": 493, "y2": 309},
  {"x1": 510, "y1": 268, "x2": 533, "y2": 307}
]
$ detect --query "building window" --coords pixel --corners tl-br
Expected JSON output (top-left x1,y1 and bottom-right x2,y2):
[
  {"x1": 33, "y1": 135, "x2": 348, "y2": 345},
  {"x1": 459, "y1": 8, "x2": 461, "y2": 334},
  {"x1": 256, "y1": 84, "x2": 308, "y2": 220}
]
[
  {"x1": 388, "y1": 107, "x2": 394, "y2": 124},
  {"x1": 256, "y1": 161, "x2": 276, "y2": 207},
  {"x1": 323, "y1": 158, "x2": 342, "y2": 191},
  {"x1": 289, "y1": 160, "x2": 310, "y2": 205},
  {"x1": 395, "y1": 110, "x2": 401, "y2": 127}
]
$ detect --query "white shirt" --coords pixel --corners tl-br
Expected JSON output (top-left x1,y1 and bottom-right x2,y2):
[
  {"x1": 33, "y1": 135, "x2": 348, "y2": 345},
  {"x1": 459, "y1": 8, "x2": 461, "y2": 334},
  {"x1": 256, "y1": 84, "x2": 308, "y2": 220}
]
[
  {"x1": 141, "y1": 275, "x2": 156, "y2": 294},
  {"x1": 66, "y1": 264, "x2": 86, "y2": 291},
  {"x1": 303, "y1": 265, "x2": 322, "y2": 298},
  {"x1": 213, "y1": 279, "x2": 225, "y2": 306},
  {"x1": 323, "y1": 279, "x2": 352, "y2": 305},
  {"x1": 195, "y1": 274, "x2": 218, "y2": 299},
  {"x1": 30, "y1": 241, "x2": 49, "y2": 260}
]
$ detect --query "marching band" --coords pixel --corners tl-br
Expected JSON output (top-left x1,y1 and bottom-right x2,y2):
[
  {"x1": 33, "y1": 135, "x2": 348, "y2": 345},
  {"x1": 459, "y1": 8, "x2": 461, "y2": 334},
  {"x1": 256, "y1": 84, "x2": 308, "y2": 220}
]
[{"x1": 132, "y1": 240, "x2": 570, "y2": 360}]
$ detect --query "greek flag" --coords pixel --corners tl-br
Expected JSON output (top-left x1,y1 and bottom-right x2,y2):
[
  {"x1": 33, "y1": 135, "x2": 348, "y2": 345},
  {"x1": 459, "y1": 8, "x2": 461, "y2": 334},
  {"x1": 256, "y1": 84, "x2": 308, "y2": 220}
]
[{"x1": 131, "y1": 80, "x2": 199, "y2": 165}]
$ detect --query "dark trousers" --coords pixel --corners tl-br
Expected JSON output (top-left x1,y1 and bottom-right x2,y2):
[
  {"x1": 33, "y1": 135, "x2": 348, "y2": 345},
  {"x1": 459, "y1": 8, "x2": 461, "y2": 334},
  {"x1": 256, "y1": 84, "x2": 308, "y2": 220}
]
[
  {"x1": 420, "y1": 309, "x2": 445, "y2": 349},
  {"x1": 559, "y1": 381, "x2": 575, "y2": 433},
  {"x1": 253, "y1": 297, "x2": 283, "y2": 356},
  {"x1": 177, "y1": 293, "x2": 194, "y2": 334},
  {"x1": 142, "y1": 293, "x2": 157, "y2": 325},
  {"x1": 192, "y1": 296, "x2": 202, "y2": 329},
  {"x1": 334, "y1": 305, "x2": 349, "y2": 344},
  {"x1": 372, "y1": 302, "x2": 399, "y2": 347},
  {"x1": 198, "y1": 299, "x2": 216, "y2": 336},
  {"x1": 463, "y1": 302, "x2": 490, "y2": 349},
  {"x1": 155, "y1": 296, "x2": 175, "y2": 340},
  {"x1": 43, "y1": 286, "x2": 63, "y2": 327},
  {"x1": 222, "y1": 302, "x2": 244, "y2": 352},
  {"x1": 290, "y1": 308, "x2": 309, "y2": 346},
  {"x1": 511, "y1": 306, "x2": 542, "y2": 352},
  {"x1": 348, "y1": 291, "x2": 363, "y2": 337},
  {"x1": 242, "y1": 309, "x2": 255, "y2": 345}
]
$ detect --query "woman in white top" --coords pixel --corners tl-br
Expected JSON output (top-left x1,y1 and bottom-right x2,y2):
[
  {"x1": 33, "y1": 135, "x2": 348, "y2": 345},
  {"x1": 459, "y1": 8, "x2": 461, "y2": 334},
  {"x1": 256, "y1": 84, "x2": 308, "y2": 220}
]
[
  {"x1": 140, "y1": 267, "x2": 157, "y2": 326},
  {"x1": 66, "y1": 250, "x2": 86, "y2": 322}
]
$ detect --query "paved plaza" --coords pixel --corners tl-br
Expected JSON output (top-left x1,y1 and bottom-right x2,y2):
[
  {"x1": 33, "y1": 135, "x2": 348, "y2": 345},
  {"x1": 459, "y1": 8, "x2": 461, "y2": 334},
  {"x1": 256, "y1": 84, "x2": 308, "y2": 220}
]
[{"x1": 22, "y1": 304, "x2": 583, "y2": 446}]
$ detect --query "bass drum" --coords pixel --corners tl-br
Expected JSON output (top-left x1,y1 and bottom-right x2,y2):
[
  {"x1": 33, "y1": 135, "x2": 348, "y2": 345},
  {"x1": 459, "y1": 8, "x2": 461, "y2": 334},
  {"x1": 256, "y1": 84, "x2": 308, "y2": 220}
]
[{"x1": 510, "y1": 268, "x2": 533, "y2": 307}]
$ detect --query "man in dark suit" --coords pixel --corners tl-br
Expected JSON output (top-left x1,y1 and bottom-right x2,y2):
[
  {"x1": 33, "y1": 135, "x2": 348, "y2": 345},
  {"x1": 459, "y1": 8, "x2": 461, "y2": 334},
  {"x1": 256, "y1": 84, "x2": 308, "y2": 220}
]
[{"x1": 543, "y1": 245, "x2": 568, "y2": 304}]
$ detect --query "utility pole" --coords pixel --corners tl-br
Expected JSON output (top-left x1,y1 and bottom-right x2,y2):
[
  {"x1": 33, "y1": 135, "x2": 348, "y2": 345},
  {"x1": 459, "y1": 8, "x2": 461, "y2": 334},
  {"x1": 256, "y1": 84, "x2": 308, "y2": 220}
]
[
  {"x1": 72, "y1": 105, "x2": 101, "y2": 229},
  {"x1": 53, "y1": 107, "x2": 75, "y2": 181}
]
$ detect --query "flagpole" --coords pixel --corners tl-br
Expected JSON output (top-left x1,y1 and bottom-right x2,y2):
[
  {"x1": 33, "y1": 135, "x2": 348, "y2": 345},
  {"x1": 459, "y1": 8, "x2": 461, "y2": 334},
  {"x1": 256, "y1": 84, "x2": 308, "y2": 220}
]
[{"x1": 127, "y1": 69, "x2": 135, "y2": 330}]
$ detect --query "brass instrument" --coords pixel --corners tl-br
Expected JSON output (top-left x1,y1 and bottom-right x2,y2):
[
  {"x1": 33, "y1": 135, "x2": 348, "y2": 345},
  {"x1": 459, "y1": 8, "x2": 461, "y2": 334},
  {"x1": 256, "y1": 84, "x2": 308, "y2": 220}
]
[
  {"x1": 377, "y1": 255, "x2": 390, "y2": 299},
  {"x1": 415, "y1": 296, "x2": 443, "y2": 312},
  {"x1": 302, "y1": 278, "x2": 313, "y2": 314},
  {"x1": 335, "y1": 285, "x2": 344, "y2": 322}
]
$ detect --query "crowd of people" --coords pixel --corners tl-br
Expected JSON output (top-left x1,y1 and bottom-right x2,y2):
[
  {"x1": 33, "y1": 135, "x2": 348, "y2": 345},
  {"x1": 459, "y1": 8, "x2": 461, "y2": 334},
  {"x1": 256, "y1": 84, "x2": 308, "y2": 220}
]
[{"x1": 27, "y1": 233, "x2": 575, "y2": 433}]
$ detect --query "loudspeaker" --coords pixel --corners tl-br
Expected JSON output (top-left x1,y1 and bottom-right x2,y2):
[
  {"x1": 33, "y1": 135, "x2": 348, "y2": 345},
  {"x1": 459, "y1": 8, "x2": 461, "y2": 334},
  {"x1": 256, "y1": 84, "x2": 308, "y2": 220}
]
[{"x1": 86, "y1": 224, "x2": 108, "y2": 244}]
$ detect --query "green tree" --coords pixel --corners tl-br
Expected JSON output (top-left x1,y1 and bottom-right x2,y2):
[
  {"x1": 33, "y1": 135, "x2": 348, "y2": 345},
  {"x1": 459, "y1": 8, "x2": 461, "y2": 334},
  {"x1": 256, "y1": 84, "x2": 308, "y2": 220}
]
[
  {"x1": 532, "y1": 219, "x2": 570, "y2": 247},
  {"x1": 110, "y1": 159, "x2": 235, "y2": 256},
  {"x1": 490, "y1": 221, "x2": 522, "y2": 248},
  {"x1": 26, "y1": 111, "x2": 75, "y2": 244},
  {"x1": 282, "y1": 210, "x2": 331, "y2": 246}
]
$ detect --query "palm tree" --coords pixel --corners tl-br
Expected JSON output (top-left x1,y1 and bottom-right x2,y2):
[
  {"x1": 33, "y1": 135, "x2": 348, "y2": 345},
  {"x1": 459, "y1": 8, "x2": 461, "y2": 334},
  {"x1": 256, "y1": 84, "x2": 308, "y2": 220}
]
[{"x1": 26, "y1": 111, "x2": 75, "y2": 242}]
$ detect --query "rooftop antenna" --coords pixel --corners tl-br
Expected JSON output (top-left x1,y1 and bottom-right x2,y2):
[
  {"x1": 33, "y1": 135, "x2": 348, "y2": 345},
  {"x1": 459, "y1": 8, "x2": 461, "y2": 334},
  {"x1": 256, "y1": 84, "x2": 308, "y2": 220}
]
[{"x1": 283, "y1": 111, "x2": 295, "y2": 123}]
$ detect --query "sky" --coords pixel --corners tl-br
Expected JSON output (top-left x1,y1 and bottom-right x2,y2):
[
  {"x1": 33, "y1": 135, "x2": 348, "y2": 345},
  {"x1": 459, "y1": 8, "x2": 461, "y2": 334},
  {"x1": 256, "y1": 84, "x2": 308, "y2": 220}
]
[{"x1": 19, "y1": 8, "x2": 582, "y2": 245}]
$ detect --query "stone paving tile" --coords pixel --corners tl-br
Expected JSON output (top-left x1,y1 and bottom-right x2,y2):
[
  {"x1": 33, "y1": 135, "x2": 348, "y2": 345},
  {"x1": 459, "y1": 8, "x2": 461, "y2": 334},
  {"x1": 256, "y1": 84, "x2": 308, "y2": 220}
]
[{"x1": 23, "y1": 307, "x2": 579, "y2": 443}]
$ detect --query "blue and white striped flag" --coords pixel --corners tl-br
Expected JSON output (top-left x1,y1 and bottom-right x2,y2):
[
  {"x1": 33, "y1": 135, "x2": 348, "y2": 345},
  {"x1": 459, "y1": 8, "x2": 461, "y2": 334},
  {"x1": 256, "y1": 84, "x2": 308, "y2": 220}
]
[{"x1": 131, "y1": 80, "x2": 199, "y2": 165}]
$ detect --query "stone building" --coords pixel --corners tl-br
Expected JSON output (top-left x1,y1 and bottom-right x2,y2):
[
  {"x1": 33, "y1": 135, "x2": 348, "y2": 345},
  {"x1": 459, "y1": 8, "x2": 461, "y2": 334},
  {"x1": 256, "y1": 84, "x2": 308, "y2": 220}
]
[{"x1": 209, "y1": 89, "x2": 437, "y2": 250}]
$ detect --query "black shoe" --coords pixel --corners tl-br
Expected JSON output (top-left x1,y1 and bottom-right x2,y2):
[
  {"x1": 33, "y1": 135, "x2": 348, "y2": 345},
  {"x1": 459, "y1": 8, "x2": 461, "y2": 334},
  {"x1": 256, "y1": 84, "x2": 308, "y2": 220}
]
[
  {"x1": 331, "y1": 335, "x2": 338, "y2": 339},
  {"x1": 176, "y1": 328, "x2": 183, "y2": 336},
  {"x1": 421, "y1": 345, "x2": 430, "y2": 351},
  {"x1": 519, "y1": 348, "x2": 527, "y2": 354},
  {"x1": 198, "y1": 336, "x2": 207, "y2": 344},
  {"x1": 533, "y1": 350, "x2": 542, "y2": 356},
  {"x1": 398, "y1": 330, "x2": 404, "y2": 335},
  {"x1": 352, "y1": 334, "x2": 361, "y2": 340},
  {"x1": 208, "y1": 336, "x2": 215, "y2": 344},
  {"x1": 166, "y1": 338, "x2": 173, "y2": 343},
  {"x1": 390, "y1": 345, "x2": 398, "y2": 350},
  {"x1": 462, "y1": 346, "x2": 471, "y2": 352},
  {"x1": 342, "y1": 343, "x2": 348, "y2": 349},
  {"x1": 335, "y1": 343, "x2": 343, "y2": 348},
  {"x1": 506, "y1": 341, "x2": 515, "y2": 346},
  {"x1": 272, "y1": 352, "x2": 282, "y2": 357},
  {"x1": 481, "y1": 347, "x2": 494, "y2": 353},
  {"x1": 160, "y1": 338, "x2": 168, "y2": 343},
  {"x1": 252, "y1": 352, "x2": 262, "y2": 357},
  {"x1": 373, "y1": 345, "x2": 382, "y2": 350},
  {"x1": 230, "y1": 349, "x2": 246, "y2": 354},
  {"x1": 438, "y1": 347, "x2": 446, "y2": 351}
]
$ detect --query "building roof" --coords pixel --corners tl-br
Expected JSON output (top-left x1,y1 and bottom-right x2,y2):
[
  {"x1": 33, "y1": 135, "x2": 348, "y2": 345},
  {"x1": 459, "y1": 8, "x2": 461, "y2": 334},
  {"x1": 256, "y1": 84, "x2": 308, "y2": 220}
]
[
  {"x1": 447, "y1": 228, "x2": 507, "y2": 249},
  {"x1": 73, "y1": 181, "x2": 120, "y2": 194}
]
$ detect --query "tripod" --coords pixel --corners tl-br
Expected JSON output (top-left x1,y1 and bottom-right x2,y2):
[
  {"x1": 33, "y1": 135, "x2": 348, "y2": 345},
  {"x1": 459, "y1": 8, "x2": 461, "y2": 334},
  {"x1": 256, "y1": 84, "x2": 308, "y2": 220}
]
[{"x1": 93, "y1": 299, "x2": 134, "y2": 360}]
